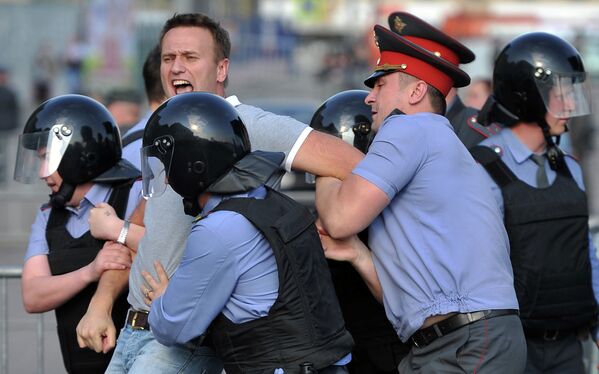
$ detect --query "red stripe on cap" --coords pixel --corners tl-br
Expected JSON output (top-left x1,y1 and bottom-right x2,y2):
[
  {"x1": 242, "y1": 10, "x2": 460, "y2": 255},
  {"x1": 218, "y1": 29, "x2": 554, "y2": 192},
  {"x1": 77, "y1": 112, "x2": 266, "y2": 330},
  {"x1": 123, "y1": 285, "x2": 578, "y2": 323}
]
[
  {"x1": 377, "y1": 51, "x2": 453, "y2": 96},
  {"x1": 404, "y1": 36, "x2": 459, "y2": 65}
]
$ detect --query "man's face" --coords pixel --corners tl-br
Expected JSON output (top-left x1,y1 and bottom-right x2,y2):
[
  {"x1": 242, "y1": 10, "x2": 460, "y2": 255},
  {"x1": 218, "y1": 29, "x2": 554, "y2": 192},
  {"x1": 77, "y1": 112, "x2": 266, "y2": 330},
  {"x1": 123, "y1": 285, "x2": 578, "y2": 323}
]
[
  {"x1": 160, "y1": 26, "x2": 229, "y2": 98},
  {"x1": 544, "y1": 86, "x2": 575, "y2": 136},
  {"x1": 365, "y1": 72, "x2": 411, "y2": 131},
  {"x1": 41, "y1": 169, "x2": 62, "y2": 194},
  {"x1": 36, "y1": 148, "x2": 61, "y2": 192}
]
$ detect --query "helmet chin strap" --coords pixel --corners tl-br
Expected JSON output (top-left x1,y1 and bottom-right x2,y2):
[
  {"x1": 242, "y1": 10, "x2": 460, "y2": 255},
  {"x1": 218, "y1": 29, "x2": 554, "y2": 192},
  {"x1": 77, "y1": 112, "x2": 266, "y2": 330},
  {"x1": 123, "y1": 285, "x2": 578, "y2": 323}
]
[
  {"x1": 49, "y1": 182, "x2": 76, "y2": 209},
  {"x1": 182, "y1": 197, "x2": 202, "y2": 217},
  {"x1": 539, "y1": 117, "x2": 566, "y2": 172}
]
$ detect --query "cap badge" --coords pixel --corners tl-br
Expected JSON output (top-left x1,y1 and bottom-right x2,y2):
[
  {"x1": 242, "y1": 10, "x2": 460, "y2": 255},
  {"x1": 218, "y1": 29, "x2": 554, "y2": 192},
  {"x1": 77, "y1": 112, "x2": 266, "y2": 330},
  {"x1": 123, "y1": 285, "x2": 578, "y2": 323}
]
[
  {"x1": 393, "y1": 16, "x2": 407, "y2": 33},
  {"x1": 434, "y1": 51, "x2": 442, "y2": 57}
]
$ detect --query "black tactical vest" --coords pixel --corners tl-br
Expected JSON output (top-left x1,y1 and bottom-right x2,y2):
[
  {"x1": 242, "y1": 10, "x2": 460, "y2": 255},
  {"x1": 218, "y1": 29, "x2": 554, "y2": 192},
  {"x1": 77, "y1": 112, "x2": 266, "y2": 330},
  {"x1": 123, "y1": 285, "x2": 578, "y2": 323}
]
[
  {"x1": 328, "y1": 232, "x2": 407, "y2": 373},
  {"x1": 209, "y1": 187, "x2": 354, "y2": 374},
  {"x1": 46, "y1": 180, "x2": 134, "y2": 373},
  {"x1": 471, "y1": 146, "x2": 597, "y2": 331}
]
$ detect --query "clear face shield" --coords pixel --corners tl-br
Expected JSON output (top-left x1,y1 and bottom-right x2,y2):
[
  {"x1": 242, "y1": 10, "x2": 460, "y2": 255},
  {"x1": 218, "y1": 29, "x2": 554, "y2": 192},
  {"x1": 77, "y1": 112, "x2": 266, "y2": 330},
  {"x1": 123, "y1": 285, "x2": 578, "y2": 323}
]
[
  {"x1": 140, "y1": 135, "x2": 174, "y2": 198},
  {"x1": 14, "y1": 124, "x2": 73, "y2": 184},
  {"x1": 535, "y1": 69, "x2": 592, "y2": 119}
]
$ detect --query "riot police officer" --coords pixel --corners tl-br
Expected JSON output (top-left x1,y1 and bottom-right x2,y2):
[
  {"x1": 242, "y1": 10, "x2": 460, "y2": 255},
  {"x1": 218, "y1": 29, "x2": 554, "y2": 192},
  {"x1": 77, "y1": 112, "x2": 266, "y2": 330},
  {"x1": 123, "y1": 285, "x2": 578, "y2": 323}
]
[
  {"x1": 15, "y1": 94, "x2": 142, "y2": 373},
  {"x1": 142, "y1": 92, "x2": 354, "y2": 374},
  {"x1": 472, "y1": 32, "x2": 598, "y2": 373}
]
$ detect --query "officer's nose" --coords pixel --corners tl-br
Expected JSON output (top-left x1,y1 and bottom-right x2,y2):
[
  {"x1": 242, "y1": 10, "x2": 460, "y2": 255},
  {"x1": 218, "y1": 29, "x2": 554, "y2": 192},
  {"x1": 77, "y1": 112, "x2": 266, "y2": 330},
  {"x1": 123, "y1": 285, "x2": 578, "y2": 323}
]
[
  {"x1": 365, "y1": 89, "x2": 376, "y2": 106},
  {"x1": 38, "y1": 159, "x2": 47, "y2": 180},
  {"x1": 563, "y1": 94, "x2": 576, "y2": 114}
]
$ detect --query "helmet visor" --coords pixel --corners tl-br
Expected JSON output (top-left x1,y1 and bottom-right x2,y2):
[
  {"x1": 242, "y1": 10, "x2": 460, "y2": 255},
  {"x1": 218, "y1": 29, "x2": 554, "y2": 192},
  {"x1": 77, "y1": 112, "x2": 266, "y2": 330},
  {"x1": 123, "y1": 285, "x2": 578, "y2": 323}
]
[
  {"x1": 141, "y1": 136, "x2": 174, "y2": 198},
  {"x1": 338, "y1": 115, "x2": 373, "y2": 153},
  {"x1": 14, "y1": 125, "x2": 72, "y2": 184},
  {"x1": 536, "y1": 71, "x2": 592, "y2": 119}
]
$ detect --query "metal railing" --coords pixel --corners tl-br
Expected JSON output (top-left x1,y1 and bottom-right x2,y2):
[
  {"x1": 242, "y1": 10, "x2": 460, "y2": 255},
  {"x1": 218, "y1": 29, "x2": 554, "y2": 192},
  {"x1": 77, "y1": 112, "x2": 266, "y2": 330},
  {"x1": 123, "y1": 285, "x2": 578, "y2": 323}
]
[{"x1": 0, "y1": 266, "x2": 44, "y2": 374}]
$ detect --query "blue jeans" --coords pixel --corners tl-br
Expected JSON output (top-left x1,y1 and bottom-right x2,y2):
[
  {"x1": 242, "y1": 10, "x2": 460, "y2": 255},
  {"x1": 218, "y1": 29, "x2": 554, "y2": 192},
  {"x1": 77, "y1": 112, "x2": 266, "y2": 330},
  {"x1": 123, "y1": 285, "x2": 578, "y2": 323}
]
[{"x1": 105, "y1": 325, "x2": 223, "y2": 374}]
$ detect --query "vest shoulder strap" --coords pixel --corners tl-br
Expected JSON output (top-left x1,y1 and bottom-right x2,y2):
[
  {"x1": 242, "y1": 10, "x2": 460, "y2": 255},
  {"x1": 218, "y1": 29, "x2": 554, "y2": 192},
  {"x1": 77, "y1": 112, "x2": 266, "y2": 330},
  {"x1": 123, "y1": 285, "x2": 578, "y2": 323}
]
[
  {"x1": 470, "y1": 145, "x2": 517, "y2": 188},
  {"x1": 212, "y1": 188, "x2": 315, "y2": 243}
]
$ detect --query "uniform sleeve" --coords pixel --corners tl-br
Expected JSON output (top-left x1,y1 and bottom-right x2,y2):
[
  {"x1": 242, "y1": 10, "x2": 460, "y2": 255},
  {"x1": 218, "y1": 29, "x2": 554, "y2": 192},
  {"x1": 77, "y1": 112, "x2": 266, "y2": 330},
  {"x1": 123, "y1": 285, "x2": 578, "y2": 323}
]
[
  {"x1": 148, "y1": 221, "x2": 239, "y2": 346},
  {"x1": 353, "y1": 117, "x2": 427, "y2": 200},
  {"x1": 239, "y1": 104, "x2": 311, "y2": 172},
  {"x1": 24, "y1": 208, "x2": 50, "y2": 261}
]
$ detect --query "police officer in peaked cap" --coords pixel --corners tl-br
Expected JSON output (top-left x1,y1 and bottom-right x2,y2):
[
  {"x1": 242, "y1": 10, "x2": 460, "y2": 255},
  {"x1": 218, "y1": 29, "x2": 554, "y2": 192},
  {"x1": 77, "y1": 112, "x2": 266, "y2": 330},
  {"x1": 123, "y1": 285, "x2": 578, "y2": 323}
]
[
  {"x1": 387, "y1": 11, "x2": 501, "y2": 148},
  {"x1": 316, "y1": 16, "x2": 526, "y2": 373}
]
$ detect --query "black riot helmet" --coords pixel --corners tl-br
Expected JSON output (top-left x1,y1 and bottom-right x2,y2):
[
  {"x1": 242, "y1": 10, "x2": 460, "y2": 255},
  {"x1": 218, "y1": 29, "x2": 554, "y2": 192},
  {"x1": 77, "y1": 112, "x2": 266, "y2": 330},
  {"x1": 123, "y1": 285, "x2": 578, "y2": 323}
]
[
  {"x1": 14, "y1": 94, "x2": 138, "y2": 207},
  {"x1": 309, "y1": 90, "x2": 373, "y2": 153},
  {"x1": 141, "y1": 92, "x2": 250, "y2": 215},
  {"x1": 488, "y1": 32, "x2": 591, "y2": 126}
]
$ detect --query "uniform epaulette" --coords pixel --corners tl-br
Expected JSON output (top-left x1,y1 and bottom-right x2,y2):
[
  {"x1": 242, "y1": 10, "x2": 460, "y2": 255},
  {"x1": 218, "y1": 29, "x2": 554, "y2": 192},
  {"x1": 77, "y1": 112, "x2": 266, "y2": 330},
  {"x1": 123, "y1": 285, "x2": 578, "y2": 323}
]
[{"x1": 467, "y1": 116, "x2": 502, "y2": 139}]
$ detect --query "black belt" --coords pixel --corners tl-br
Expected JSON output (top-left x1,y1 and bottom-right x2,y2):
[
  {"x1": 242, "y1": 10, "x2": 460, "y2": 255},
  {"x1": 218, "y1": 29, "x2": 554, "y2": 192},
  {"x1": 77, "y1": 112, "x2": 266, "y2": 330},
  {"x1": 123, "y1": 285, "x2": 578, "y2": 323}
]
[
  {"x1": 523, "y1": 327, "x2": 579, "y2": 341},
  {"x1": 126, "y1": 308, "x2": 150, "y2": 330},
  {"x1": 410, "y1": 309, "x2": 518, "y2": 348}
]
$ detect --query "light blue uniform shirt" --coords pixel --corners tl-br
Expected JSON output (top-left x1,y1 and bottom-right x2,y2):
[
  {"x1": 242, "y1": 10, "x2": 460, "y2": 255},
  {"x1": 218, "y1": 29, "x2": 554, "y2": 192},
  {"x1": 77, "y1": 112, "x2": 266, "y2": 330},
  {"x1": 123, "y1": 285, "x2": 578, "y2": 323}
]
[
  {"x1": 121, "y1": 110, "x2": 152, "y2": 170},
  {"x1": 149, "y1": 186, "x2": 279, "y2": 346},
  {"x1": 480, "y1": 128, "x2": 599, "y2": 337},
  {"x1": 149, "y1": 186, "x2": 351, "y2": 370},
  {"x1": 353, "y1": 112, "x2": 519, "y2": 342},
  {"x1": 25, "y1": 181, "x2": 143, "y2": 260}
]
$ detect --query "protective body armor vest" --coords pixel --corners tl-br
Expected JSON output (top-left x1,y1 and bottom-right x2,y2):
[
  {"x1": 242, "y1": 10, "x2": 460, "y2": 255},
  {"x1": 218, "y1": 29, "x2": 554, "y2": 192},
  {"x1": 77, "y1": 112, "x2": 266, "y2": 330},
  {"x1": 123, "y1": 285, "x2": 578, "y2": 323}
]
[
  {"x1": 471, "y1": 146, "x2": 597, "y2": 331},
  {"x1": 46, "y1": 180, "x2": 134, "y2": 373},
  {"x1": 328, "y1": 231, "x2": 407, "y2": 373},
  {"x1": 209, "y1": 187, "x2": 354, "y2": 374}
]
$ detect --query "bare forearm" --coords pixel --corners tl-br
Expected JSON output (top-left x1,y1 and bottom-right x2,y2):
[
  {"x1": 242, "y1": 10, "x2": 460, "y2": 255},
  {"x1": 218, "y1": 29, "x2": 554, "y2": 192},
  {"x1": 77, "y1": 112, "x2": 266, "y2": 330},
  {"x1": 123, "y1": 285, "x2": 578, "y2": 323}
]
[
  {"x1": 315, "y1": 177, "x2": 348, "y2": 237},
  {"x1": 292, "y1": 131, "x2": 363, "y2": 180},
  {"x1": 351, "y1": 243, "x2": 383, "y2": 303},
  {"x1": 126, "y1": 200, "x2": 145, "y2": 253},
  {"x1": 22, "y1": 266, "x2": 94, "y2": 313},
  {"x1": 88, "y1": 269, "x2": 130, "y2": 312},
  {"x1": 123, "y1": 224, "x2": 144, "y2": 253}
]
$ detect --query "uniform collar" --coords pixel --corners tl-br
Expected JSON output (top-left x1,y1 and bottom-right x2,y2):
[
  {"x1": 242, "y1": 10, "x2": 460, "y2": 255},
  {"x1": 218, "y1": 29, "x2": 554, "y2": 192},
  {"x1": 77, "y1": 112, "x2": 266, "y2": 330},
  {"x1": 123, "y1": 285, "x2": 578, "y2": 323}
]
[
  {"x1": 501, "y1": 128, "x2": 536, "y2": 165},
  {"x1": 200, "y1": 186, "x2": 267, "y2": 216},
  {"x1": 67, "y1": 183, "x2": 111, "y2": 215}
]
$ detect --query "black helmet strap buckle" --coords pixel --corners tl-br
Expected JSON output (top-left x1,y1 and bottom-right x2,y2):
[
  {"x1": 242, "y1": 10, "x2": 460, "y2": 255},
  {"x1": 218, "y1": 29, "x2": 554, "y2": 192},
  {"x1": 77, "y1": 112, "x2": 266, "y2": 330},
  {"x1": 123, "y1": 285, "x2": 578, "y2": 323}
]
[
  {"x1": 49, "y1": 182, "x2": 76, "y2": 209},
  {"x1": 183, "y1": 197, "x2": 202, "y2": 217},
  {"x1": 539, "y1": 118, "x2": 565, "y2": 172}
]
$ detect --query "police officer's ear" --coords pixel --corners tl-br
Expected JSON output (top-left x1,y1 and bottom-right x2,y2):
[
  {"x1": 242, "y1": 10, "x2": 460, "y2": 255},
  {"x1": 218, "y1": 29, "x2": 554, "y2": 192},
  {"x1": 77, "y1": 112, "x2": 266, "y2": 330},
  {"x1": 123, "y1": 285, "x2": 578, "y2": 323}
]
[{"x1": 408, "y1": 80, "x2": 428, "y2": 105}]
